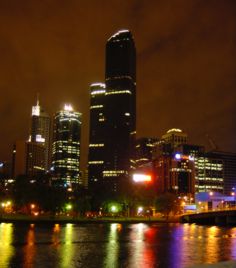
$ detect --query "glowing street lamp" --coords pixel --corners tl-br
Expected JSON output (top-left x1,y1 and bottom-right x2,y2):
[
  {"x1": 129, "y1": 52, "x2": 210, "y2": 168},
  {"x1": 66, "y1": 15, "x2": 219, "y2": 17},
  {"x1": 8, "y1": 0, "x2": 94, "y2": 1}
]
[
  {"x1": 111, "y1": 205, "x2": 117, "y2": 213},
  {"x1": 137, "y1": 207, "x2": 143, "y2": 215},
  {"x1": 66, "y1": 204, "x2": 73, "y2": 211}
]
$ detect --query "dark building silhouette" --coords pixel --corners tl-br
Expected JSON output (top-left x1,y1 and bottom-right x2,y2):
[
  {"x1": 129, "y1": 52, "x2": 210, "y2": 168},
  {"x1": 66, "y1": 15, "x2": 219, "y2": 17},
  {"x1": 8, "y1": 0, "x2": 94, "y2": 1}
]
[
  {"x1": 103, "y1": 29, "x2": 136, "y2": 193},
  {"x1": 135, "y1": 137, "x2": 158, "y2": 168},
  {"x1": 52, "y1": 104, "x2": 82, "y2": 188},
  {"x1": 88, "y1": 83, "x2": 106, "y2": 189},
  {"x1": 30, "y1": 99, "x2": 51, "y2": 170}
]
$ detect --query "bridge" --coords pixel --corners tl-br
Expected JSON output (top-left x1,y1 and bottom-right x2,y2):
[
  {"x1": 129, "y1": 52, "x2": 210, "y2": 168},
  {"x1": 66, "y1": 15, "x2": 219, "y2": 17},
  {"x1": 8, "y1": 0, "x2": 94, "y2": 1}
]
[{"x1": 180, "y1": 208, "x2": 236, "y2": 225}]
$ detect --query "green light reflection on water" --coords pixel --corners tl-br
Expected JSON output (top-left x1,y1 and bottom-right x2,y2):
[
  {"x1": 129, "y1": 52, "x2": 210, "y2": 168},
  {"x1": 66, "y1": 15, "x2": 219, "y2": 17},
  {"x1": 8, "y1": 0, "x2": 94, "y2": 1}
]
[
  {"x1": 60, "y1": 223, "x2": 74, "y2": 268},
  {"x1": 104, "y1": 223, "x2": 120, "y2": 268}
]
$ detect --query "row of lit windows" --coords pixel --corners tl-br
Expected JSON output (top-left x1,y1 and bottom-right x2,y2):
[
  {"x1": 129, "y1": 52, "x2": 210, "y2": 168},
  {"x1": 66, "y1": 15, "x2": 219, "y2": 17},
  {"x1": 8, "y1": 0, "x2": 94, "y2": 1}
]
[
  {"x1": 89, "y1": 144, "x2": 104, "y2": 147},
  {"x1": 170, "y1": 168, "x2": 192, "y2": 172},
  {"x1": 199, "y1": 185, "x2": 223, "y2": 189},
  {"x1": 88, "y1": 161, "x2": 104, "y2": 165},
  {"x1": 105, "y1": 90, "x2": 131, "y2": 95},
  {"x1": 198, "y1": 178, "x2": 223, "y2": 181},
  {"x1": 53, "y1": 141, "x2": 80, "y2": 145},
  {"x1": 90, "y1": 105, "x2": 103, "y2": 109},
  {"x1": 103, "y1": 170, "x2": 126, "y2": 177},
  {"x1": 53, "y1": 160, "x2": 79, "y2": 164},
  {"x1": 54, "y1": 165, "x2": 79, "y2": 169},
  {"x1": 91, "y1": 90, "x2": 106, "y2": 95}
]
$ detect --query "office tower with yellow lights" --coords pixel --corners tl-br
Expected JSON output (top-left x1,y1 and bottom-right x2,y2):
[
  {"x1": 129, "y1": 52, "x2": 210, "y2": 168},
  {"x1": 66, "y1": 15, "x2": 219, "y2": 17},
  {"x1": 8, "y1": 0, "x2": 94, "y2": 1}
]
[{"x1": 52, "y1": 104, "x2": 82, "y2": 188}]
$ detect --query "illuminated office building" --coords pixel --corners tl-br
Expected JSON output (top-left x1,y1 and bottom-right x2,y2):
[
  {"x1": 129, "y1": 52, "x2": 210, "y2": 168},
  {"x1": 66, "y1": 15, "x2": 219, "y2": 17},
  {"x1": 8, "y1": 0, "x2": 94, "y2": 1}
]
[
  {"x1": 155, "y1": 153, "x2": 195, "y2": 197},
  {"x1": 52, "y1": 104, "x2": 82, "y2": 188},
  {"x1": 135, "y1": 137, "x2": 158, "y2": 168},
  {"x1": 161, "y1": 128, "x2": 187, "y2": 150},
  {"x1": 205, "y1": 151, "x2": 236, "y2": 195},
  {"x1": 88, "y1": 83, "x2": 106, "y2": 189},
  {"x1": 103, "y1": 29, "x2": 136, "y2": 193},
  {"x1": 194, "y1": 153, "x2": 224, "y2": 193},
  {"x1": 175, "y1": 144, "x2": 224, "y2": 193},
  {"x1": 29, "y1": 99, "x2": 50, "y2": 170}
]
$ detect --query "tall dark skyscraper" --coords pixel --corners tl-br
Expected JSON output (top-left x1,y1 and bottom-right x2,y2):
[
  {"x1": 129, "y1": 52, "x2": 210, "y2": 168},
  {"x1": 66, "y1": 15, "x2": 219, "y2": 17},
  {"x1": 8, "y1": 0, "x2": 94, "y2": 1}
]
[
  {"x1": 103, "y1": 29, "x2": 136, "y2": 193},
  {"x1": 52, "y1": 104, "x2": 82, "y2": 188},
  {"x1": 30, "y1": 99, "x2": 51, "y2": 170},
  {"x1": 88, "y1": 83, "x2": 106, "y2": 189}
]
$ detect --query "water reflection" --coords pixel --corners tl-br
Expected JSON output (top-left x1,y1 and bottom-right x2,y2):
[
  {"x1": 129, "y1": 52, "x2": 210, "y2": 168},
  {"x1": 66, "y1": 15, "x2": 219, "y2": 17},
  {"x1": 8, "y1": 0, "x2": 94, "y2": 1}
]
[
  {"x1": 128, "y1": 223, "x2": 156, "y2": 267},
  {"x1": 104, "y1": 223, "x2": 121, "y2": 267},
  {"x1": 23, "y1": 224, "x2": 36, "y2": 267},
  {"x1": 60, "y1": 223, "x2": 75, "y2": 268},
  {"x1": 1, "y1": 223, "x2": 236, "y2": 267},
  {"x1": 0, "y1": 223, "x2": 14, "y2": 267}
]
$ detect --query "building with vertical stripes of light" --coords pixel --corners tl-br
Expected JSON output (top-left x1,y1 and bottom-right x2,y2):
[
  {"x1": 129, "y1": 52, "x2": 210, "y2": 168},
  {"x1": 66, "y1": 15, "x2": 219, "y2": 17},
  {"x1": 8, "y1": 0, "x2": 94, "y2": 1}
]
[{"x1": 52, "y1": 104, "x2": 82, "y2": 188}]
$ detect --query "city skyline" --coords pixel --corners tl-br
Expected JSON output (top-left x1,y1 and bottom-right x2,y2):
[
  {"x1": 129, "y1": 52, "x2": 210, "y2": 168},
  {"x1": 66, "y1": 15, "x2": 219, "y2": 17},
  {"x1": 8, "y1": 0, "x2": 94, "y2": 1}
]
[{"x1": 0, "y1": 1, "x2": 235, "y2": 168}]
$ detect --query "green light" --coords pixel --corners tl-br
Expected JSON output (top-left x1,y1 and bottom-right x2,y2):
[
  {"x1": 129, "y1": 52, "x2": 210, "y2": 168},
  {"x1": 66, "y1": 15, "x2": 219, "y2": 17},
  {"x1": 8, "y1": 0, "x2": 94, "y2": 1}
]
[
  {"x1": 66, "y1": 204, "x2": 72, "y2": 210},
  {"x1": 111, "y1": 205, "x2": 117, "y2": 212}
]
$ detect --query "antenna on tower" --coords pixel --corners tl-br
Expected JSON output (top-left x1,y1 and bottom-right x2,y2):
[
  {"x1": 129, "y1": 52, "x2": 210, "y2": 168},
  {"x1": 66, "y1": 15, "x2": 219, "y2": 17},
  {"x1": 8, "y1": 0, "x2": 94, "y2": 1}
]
[{"x1": 36, "y1": 92, "x2": 40, "y2": 106}]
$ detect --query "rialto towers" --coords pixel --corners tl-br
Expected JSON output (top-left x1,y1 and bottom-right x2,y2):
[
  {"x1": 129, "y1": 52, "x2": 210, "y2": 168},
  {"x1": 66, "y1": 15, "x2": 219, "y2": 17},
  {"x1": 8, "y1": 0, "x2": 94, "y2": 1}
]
[{"x1": 88, "y1": 30, "x2": 136, "y2": 194}]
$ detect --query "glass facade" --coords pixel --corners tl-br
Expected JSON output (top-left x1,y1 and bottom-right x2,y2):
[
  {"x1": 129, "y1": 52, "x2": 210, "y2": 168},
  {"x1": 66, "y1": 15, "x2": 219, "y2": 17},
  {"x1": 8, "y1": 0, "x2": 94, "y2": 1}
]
[
  {"x1": 88, "y1": 83, "x2": 106, "y2": 189},
  {"x1": 52, "y1": 105, "x2": 82, "y2": 188},
  {"x1": 103, "y1": 30, "x2": 136, "y2": 192}
]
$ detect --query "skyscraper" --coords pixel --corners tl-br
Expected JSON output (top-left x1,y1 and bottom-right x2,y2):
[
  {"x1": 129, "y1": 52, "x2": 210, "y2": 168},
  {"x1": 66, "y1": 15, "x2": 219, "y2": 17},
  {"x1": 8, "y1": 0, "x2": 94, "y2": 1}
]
[
  {"x1": 103, "y1": 29, "x2": 136, "y2": 193},
  {"x1": 30, "y1": 98, "x2": 50, "y2": 170},
  {"x1": 88, "y1": 83, "x2": 106, "y2": 189},
  {"x1": 52, "y1": 104, "x2": 82, "y2": 188}
]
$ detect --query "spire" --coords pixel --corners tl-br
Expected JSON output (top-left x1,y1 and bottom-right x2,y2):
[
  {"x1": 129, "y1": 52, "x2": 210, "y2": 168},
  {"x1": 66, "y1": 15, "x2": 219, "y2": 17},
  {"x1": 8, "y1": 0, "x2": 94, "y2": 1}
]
[{"x1": 36, "y1": 92, "x2": 40, "y2": 106}]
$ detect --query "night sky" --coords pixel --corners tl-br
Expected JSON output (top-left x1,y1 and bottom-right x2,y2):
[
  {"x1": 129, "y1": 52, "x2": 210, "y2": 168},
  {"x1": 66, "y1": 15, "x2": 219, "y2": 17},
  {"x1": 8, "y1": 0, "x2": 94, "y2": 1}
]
[{"x1": 0, "y1": 0, "x2": 235, "y2": 168}]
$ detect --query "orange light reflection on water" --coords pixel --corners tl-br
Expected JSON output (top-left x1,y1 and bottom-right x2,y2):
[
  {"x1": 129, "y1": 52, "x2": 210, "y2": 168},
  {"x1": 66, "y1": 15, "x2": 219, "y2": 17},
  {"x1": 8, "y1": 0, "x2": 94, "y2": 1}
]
[{"x1": 23, "y1": 225, "x2": 36, "y2": 267}]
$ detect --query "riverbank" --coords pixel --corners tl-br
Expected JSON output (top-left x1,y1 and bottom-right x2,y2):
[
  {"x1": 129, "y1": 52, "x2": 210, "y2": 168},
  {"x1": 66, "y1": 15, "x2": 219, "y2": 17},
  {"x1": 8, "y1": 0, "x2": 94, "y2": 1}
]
[{"x1": 0, "y1": 214, "x2": 180, "y2": 224}]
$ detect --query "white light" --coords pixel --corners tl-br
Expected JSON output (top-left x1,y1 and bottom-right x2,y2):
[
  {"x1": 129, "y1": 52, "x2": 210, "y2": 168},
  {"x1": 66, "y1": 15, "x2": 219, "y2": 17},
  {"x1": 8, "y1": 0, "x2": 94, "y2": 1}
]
[
  {"x1": 64, "y1": 104, "x2": 73, "y2": 111},
  {"x1": 175, "y1": 153, "x2": 181, "y2": 160},
  {"x1": 32, "y1": 105, "x2": 40, "y2": 116},
  {"x1": 90, "y1": 83, "x2": 105, "y2": 88},
  {"x1": 137, "y1": 207, "x2": 143, "y2": 213},
  {"x1": 36, "y1": 135, "x2": 45, "y2": 143},
  {"x1": 133, "y1": 174, "x2": 152, "y2": 182},
  {"x1": 189, "y1": 155, "x2": 194, "y2": 161},
  {"x1": 167, "y1": 128, "x2": 182, "y2": 133}
]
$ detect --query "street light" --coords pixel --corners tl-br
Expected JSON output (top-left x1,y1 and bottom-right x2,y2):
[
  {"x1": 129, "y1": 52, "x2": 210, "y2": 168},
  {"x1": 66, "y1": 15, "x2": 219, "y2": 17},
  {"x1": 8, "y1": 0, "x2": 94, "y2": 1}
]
[
  {"x1": 111, "y1": 205, "x2": 117, "y2": 213},
  {"x1": 137, "y1": 207, "x2": 143, "y2": 215},
  {"x1": 66, "y1": 204, "x2": 73, "y2": 211}
]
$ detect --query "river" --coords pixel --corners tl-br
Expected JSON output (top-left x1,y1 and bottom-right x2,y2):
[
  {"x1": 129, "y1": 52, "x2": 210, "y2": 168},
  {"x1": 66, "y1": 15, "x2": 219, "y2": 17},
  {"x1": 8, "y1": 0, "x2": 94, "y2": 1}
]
[{"x1": 0, "y1": 222, "x2": 236, "y2": 267}]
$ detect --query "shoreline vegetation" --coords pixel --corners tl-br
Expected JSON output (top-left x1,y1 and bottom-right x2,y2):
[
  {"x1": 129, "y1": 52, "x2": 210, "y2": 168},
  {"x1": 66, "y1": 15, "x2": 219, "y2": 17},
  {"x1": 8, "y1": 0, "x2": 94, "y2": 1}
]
[{"x1": 0, "y1": 214, "x2": 180, "y2": 224}]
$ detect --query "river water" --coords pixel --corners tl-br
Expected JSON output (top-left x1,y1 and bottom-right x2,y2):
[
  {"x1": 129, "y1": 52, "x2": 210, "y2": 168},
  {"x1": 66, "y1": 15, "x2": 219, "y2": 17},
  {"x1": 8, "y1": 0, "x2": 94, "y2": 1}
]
[{"x1": 0, "y1": 222, "x2": 236, "y2": 267}]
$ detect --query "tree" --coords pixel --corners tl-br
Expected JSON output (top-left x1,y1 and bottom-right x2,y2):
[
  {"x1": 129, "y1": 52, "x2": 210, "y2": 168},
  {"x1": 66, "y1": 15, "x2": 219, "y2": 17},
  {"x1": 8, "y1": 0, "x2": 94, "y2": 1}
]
[{"x1": 155, "y1": 193, "x2": 180, "y2": 219}]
